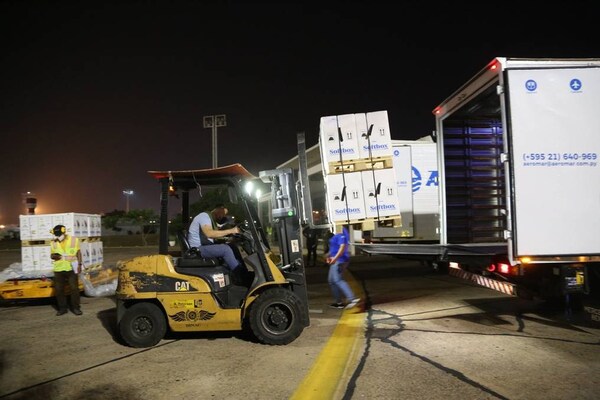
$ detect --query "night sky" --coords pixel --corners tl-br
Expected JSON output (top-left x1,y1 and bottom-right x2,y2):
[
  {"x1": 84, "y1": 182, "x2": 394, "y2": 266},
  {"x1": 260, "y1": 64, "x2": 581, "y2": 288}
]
[{"x1": 1, "y1": 1, "x2": 598, "y2": 225}]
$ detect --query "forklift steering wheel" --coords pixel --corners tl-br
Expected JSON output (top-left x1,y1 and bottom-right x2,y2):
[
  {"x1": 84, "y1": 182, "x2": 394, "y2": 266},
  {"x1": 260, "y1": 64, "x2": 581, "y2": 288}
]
[{"x1": 233, "y1": 221, "x2": 255, "y2": 254}]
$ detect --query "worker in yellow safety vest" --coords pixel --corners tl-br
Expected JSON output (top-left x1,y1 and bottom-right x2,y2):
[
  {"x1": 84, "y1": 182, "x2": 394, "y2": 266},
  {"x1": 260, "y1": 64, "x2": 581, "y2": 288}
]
[{"x1": 50, "y1": 224, "x2": 83, "y2": 316}]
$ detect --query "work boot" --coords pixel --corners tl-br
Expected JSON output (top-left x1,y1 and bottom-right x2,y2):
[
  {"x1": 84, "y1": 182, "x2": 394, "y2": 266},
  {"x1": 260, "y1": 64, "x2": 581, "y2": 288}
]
[
  {"x1": 56, "y1": 309, "x2": 67, "y2": 316},
  {"x1": 72, "y1": 308, "x2": 83, "y2": 316}
]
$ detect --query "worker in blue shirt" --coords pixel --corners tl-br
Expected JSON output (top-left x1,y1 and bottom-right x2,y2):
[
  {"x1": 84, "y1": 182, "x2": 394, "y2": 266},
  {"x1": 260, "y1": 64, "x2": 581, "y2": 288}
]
[{"x1": 326, "y1": 225, "x2": 360, "y2": 309}]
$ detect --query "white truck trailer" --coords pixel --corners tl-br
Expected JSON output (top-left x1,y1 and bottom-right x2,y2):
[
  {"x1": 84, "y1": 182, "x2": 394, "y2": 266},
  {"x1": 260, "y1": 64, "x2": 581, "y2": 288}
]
[
  {"x1": 353, "y1": 57, "x2": 600, "y2": 301},
  {"x1": 371, "y1": 137, "x2": 439, "y2": 242}
]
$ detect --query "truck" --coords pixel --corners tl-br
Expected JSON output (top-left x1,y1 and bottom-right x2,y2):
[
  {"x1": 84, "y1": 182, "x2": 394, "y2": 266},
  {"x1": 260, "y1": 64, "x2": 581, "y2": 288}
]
[
  {"x1": 371, "y1": 137, "x2": 440, "y2": 242},
  {"x1": 351, "y1": 57, "x2": 600, "y2": 302}
]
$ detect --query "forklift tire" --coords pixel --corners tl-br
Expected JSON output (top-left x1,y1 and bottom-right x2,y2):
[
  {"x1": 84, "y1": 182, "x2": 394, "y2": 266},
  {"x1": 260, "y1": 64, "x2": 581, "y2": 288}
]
[
  {"x1": 118, "y1": 302, "x2": 167, "y2": 348},
  {"x1": 248, "y1": 288, "x2": 306, "y2": 345}
]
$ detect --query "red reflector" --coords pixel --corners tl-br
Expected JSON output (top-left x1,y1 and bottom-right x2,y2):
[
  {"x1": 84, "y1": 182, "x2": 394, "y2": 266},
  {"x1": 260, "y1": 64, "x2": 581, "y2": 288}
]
[
  {"x1": 498, "y1": 263, "x2": 510, "y2": 274},
  {"x1": 486, "y1": 264, "x2": 496, "y2": 272}
]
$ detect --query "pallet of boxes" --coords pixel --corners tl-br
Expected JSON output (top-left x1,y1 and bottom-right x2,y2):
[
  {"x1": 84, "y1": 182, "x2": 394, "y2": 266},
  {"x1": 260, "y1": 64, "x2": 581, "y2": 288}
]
[
  {"x1": 319, "y1": 110, "x2": 402, "y2": 242},
  {"x1": 0, "y1": 213, "x2": 116, "y2": 301}
]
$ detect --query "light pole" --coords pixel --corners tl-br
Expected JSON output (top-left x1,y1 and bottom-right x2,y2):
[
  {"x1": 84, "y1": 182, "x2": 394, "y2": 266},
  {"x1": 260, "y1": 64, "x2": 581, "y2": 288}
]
[
  {"x1": 123, "y1": 189, "x2": 134, "y2": 213},
  {"x1": 203, "y1": 114, "x2": 227, "y2": 168}
]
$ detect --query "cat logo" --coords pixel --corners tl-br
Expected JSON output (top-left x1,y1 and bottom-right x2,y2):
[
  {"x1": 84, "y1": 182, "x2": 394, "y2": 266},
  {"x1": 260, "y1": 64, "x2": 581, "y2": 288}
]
[{"x1": 175, "y1": 281, "x2": 190, "y2": 291}]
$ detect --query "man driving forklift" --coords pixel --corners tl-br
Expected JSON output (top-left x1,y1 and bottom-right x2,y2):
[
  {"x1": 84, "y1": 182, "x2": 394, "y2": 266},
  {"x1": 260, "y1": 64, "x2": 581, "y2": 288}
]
[{"x1": 188, "y1": 204, "x2": 252, "y2": 285}]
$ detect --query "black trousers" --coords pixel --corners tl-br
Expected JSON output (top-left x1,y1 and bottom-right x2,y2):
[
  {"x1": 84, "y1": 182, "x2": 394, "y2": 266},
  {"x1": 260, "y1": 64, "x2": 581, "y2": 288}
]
[
  {"x1": 306, "y1": 241, "x2": 317, "y2": 266},
  {"x1": 54, "y1": 270, "x2": 80, "y2": 311}
]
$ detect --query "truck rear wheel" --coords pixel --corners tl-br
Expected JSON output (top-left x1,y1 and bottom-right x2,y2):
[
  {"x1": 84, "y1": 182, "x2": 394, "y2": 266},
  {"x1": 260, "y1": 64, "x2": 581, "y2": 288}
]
[
  {"x1": 248, "y1": 288, "x2": 305, "y2": 345},
  {"x1": 119, "y1": 302, "x2": 167, "y2": 348}
]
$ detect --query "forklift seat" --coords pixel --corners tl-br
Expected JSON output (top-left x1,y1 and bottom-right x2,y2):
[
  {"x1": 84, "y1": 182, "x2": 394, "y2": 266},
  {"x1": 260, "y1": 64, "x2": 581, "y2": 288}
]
[
  {"x1": 178, "y1": 229, "x2": 199, "y2": 258},
  {"x1": 176, "y1": 230, "x2": 219, "y2": 267}
]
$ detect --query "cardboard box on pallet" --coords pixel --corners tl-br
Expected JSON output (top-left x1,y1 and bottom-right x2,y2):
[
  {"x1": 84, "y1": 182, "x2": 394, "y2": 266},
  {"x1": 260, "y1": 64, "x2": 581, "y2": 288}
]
[
  {"x1": 20, "y1": 245, "x2": 52, "y2": 273},
  {"x1": 52, "y1": 213, "x2": 90, "y2": 237},
  {"x1": 19, "y1": 214, "x2": 53, "y2": 241},
  {"x1": 80, "y1": 240, "x2": 104, "y2": 267},
  {"x1": 357, "y1": 110, "x2": 393, "y2": 160},
  {"x1": 325, "y1": 172, "x2": 366, "y2": 223},
  {"x1": 361, "y1": 169, "x2": 401, "y2": 219},
  {"x1": 20, "y1": 213, "x2": 102, "y2": 240},
  {"x1": 320, "y1": 114, "x2": 360, "y2": 165}
]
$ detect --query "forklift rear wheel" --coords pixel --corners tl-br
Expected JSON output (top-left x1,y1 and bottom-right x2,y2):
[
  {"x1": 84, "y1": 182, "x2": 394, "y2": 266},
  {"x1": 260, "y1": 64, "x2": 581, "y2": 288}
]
[
  {"x1": 119, "y1": 302, "x2": 167, "y2": 348},
  {"x1": 248, "y1": 288, "x2": 305, "y2": 345}
]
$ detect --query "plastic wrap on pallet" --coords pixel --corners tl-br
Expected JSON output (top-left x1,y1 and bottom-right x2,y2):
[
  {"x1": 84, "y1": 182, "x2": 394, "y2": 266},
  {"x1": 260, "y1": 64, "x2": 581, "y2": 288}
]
[
  {"x1": 81, "y1": 273, "x2": 117, "y2": 297},
  {"x1": 0, "y1": 262, "x2": 54, "y2": 282}
]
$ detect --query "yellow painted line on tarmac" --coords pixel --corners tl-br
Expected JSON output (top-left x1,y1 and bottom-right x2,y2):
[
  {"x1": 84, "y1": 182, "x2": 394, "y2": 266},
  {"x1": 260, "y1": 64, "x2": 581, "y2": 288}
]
[{"x1": 290, "y1": 272, "x2": 365, "y2": 400}]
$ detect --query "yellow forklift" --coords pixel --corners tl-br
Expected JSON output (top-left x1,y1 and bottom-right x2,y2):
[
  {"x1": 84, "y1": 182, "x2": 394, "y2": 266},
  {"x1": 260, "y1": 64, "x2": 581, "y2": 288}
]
[{"x1": 116, "y1": 164, "x2": 310, "y2": 347}]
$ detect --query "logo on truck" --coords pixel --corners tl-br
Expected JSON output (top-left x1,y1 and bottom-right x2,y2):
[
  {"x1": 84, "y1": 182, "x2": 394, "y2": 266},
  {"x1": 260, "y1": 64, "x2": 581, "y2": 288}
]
[
  {"x1": 412, "y1": 167, "x2": 438, "y2": 193},
  {"x1": 525, "y1": 79, "x2": 537, "y2": 92},
  {"x1": 570, "y1": 78, "x2": 582, "y2": 92}
]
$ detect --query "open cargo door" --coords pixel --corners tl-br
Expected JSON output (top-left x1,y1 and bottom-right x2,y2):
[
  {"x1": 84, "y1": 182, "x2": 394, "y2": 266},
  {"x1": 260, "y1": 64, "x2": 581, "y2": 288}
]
[{"x1": 506, "y1": 66, "x2": 600, "y2": 260}]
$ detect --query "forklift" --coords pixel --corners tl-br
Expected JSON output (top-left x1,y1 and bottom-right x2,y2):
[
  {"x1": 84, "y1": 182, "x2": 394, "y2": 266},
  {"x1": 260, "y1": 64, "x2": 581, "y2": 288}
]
[{"x1": 116, "y1": 164, "x2": 310, "y2": 347}]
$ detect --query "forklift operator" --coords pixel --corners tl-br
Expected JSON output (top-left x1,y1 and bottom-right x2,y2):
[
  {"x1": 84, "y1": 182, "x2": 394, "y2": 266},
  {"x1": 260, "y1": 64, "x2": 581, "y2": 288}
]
[{"x1": 188, "y1": 205, "x2": 248, "y2": 282}]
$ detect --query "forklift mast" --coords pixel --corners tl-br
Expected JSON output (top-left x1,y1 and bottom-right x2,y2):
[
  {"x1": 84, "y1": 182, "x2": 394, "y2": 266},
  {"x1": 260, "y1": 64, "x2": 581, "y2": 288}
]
[{"x1": 259, "y1": 168, "x2": 308, "y2": 304}]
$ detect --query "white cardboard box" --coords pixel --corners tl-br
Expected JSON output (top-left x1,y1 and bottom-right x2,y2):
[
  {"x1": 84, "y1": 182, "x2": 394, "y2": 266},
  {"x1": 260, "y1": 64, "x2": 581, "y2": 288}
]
[
  {"x1": 20, "y1": 213, "x2": 101, "y2": 240},
  {"x1": 20, "y1": 214, "x2": 54, "y2": 241},
  {"x1": 361, "y1": 169, "x2": 401, "y2": 219},
  {"x1": 325, "y1": 172, "x2": 366, "y2": 223},
  {"x1": 18, "y1": 215, "x2": 32, "y2": 241},
  {"x1": 33, "y1": 246, "x2": 52, "y2": 271},
  {"x1": 358, "y1": 110, "x2": 393, "y2": 159},
  {"x1": 320, "y1": 114, "x2": 361, "y2": 164},
  {"x1": 95, "y1": 241, "x2": 104, "y2": 264},
  {"x1": 20, "y1": 246, "x2": 34, "y2": 271},
  {"x1": 81, "y1": 241, "x2": 92, "y2": 265},
  {"x1": 20, "y1": 245, "x2": 52, "y2": 272}
]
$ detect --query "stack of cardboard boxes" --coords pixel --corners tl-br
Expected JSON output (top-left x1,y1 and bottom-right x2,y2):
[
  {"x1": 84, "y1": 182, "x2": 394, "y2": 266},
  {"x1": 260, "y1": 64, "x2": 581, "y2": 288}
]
[
  {"x1": 319, "y1": 110, "x2": 401, "y2": 227},
  {"x1": 19, "y1": 213, "x2": 103, "y2": 275}
]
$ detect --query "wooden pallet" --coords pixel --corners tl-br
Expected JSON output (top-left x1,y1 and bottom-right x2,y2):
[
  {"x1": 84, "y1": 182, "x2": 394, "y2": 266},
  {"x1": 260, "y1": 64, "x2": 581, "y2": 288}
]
[
  {"x1": 21, "y1": 237, "x2": 102, "y2": 247},
  {"x1": 333, "y1": 216, "x2": 401, "y2": 231},
  {"x1": 328, "y1": 156, "x2": 393, "y2": 174}
]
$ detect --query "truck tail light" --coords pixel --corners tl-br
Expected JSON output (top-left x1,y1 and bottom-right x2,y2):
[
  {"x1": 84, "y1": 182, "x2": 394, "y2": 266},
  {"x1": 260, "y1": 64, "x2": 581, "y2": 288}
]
[{"x1": 498, "y1": 262, "x2": 510, "y2": 274}]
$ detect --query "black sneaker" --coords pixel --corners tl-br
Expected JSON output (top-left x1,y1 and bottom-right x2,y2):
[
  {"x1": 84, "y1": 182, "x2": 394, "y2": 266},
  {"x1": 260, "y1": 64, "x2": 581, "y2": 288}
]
[
  {"x1": 56, "y1": 310, "x2": 67, "y2": 316},
  {"x1": 329, "y1": 302, "x2": 344, "y2": 309}
]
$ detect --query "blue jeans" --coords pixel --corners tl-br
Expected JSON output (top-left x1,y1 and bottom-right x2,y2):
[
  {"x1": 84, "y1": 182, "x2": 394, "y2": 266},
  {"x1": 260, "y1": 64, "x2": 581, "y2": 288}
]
[
  {"x1": 199, "y1": 243, "x2": 241, "y2": 270},
  {"x1": 328, "y1": 261, "x2": 355, "y2": 303}
]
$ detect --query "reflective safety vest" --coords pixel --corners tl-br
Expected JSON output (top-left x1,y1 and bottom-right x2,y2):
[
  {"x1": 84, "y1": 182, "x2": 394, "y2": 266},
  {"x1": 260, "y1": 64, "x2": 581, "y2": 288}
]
[{"x1": 50, "y1": 235, "x2": 80, "y2": 272}]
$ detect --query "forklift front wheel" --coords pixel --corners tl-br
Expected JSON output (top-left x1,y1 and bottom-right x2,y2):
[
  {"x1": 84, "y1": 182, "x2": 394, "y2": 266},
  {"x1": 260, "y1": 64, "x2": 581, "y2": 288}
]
[
  {"x1": 248, "y1": 288, "x2": 306, "y2": 345},
  {"x1": 118, "y1": 302, "x2": 167, "y2": 348}
]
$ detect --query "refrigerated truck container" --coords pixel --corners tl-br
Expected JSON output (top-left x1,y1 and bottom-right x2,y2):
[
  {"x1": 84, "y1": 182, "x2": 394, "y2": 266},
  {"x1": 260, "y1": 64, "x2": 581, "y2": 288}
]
[
  {"x1": 371, "y1": 137, "x2": 440, "y2": 242},
  {"x1": 355, "y1": 57, "x2": 600, "y2": 300}
]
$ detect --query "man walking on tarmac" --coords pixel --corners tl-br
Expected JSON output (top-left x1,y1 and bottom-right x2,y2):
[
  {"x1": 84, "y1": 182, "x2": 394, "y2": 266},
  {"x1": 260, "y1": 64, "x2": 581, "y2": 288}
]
[
  {"x1": 326, "y1": 225, "x2": 360, "y2": 310},
  {"x1": 50, "y1": 224, "x2": 83, "y2": 316}
]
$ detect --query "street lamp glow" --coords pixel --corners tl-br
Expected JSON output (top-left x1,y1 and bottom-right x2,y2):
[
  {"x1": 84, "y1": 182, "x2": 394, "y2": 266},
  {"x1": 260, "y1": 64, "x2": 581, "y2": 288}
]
[{"x1": 123, "y1": 189, "x2": 134, "y2": 212}]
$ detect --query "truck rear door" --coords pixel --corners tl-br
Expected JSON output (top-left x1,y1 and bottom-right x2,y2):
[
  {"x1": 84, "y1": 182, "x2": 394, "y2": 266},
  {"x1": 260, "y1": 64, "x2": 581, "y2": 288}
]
[{"x1": 506, "y1": 65, "x2": 600, "y2": 259}]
